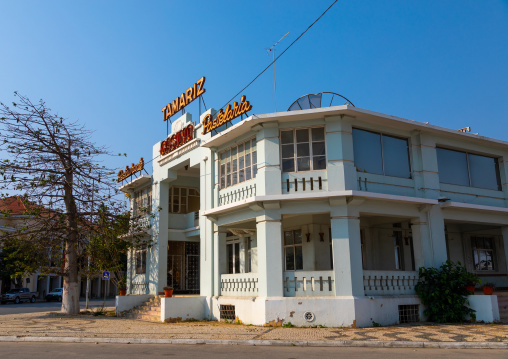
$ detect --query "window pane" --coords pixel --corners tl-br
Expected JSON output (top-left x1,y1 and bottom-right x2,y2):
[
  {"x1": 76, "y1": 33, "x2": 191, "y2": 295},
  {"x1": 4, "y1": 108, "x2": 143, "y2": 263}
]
[
  {"x1": 352, "y1": 129, "x2": 383, "y2": 175},
  {"x1": 284, "y1": 231, "x2": 293, "y2": 245},
  {"x1": 245, "y1": 166, "x2": 252, "y2": 180},
  {"x1": 232, "y1": 159, "x2": 237, "y2": 172},
  {"x1": 312, "y1": 127, "x2": 325, "y2": 142},
  {"x1": 296, "y1": 143, "x2": 310, "y2": 157},
  {"x1": 382, "y1": 135, "x2": 411, "y2": 178},
  {"x1": 282, "y1": 159, "x2": 295, "y2": 172},
  {"x1": 294, "y1": 230, "x2": 302, "y2": 244},
  {"x1": 312, "y1": 142, "x2": 325, "y2": 156},
  {"x1": 295, "y1": 246, "x2": 303, "y2": 270},
  {"x1": 227, "y1": 174, "x2": 231, "y2": 187},
  {"x1": 239, "y1": 156, "x2": 244, "y2": 169},
  {"x1": 285, "y1": 247, "x2": 295, "y2": 270},
  {"x1": 469, "y1": 154, "x2": 500, "y2": 190},
  {"x1": 239, "y1": 169, "x2": 245, "y2": 183},
  {"x1": 281, "y1": 130, "x2": 294, "y2": 144},
  {"x1": 245, "y1": 153, "x2": 251, "y2": 167},
  {"x1": 235, "y1": 243, "x2": 240, "y2": 274},
  {"x1": 313, "y1": 156, "x2": 326, "y2": 170},
  {"x1": 281, "y1": 144, "x2": 295, "y2": 159},
  {"x1": 252, "y1": 150, "x2": 257, "y2": 166},
  {"x1": 227, "y1": 244, "x2": 234, "y2": 274},
  {"x1": 297, "y1": 157, "x2": 310, "y2": 171},
  {"x1": 238, "y1": 144, "x2": 244, "y2": 156},
  {"x1": 245, "y1": 141, "x2": 251, "y2": 152},
  {"x1": 253, "y1": 164, "x2": 257, "y2": 177},
  {"x1": 436, "y1": 148, "x2": 469, "y2": 186},
  {"x1": 296, "y1": 129, "x2": 309, "y2": 143}
]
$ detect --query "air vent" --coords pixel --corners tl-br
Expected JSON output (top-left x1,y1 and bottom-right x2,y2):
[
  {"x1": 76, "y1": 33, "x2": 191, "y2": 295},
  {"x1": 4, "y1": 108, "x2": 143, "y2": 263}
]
[
  {"x1": 398, "y1": 304, "x2": 419, "y2": 323},
  {"x1": 220, "y1": 304, "x2": 236, "y2": 321}
]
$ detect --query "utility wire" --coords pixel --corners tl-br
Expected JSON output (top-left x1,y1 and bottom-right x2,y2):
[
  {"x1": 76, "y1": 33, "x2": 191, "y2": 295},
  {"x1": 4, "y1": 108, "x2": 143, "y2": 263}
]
[
  {"x1": 124, "y1": 0, "x2": 339, "y2": 173},
  {"x1": 218, "y1": 0, "x2": 339, "y2": 111}
]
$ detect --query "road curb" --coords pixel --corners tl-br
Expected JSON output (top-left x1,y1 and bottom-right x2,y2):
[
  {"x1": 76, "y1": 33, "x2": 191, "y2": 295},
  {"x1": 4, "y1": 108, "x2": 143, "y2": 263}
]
[{"x1": 0, "y1": 336, "x2": 506, "y2": 349}]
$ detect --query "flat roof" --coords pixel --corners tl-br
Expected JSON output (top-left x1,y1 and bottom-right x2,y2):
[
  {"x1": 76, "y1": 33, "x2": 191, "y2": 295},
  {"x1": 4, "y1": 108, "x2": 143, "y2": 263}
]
[
  {"x1": 201, "y1": 105, "x2": 508, "y2": 150},
  {"x1": 118, "y1": 175, "x2": 152, "y2": 192}
]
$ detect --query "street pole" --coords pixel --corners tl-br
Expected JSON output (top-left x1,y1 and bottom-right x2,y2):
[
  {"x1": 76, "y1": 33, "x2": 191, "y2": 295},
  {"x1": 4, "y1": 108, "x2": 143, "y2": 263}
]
[
  {"x1": 267, "y1": 32, "x2": 289, "y2": 113},
  {"x1": 85, "y1": 178, "x2": 94, "y2": 310}
]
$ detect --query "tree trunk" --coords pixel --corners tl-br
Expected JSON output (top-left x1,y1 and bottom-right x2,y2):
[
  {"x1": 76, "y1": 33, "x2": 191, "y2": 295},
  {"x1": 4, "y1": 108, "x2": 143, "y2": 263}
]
[{"x1": 61, "y1": 240, "x2": 80, "y2": 314}]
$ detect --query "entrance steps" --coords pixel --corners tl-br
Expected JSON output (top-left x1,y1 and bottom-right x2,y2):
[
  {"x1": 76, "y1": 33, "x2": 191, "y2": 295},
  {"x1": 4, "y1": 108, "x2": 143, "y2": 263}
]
[
  {"x1": 497, "y1": 292, "x2": 508, "y2": 323},
  {"x1": 124, "y1": 295, "x2": 162, "y2": 322}
]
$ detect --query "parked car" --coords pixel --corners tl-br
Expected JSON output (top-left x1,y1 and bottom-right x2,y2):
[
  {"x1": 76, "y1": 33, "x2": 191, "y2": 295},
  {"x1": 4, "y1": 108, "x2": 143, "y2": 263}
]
[
  {"x1": 46, "y1": 288, "x2": 63, "y2": 302},
  {"x1": 1, "y1": 288, "x2": 38, "y2": 304}
]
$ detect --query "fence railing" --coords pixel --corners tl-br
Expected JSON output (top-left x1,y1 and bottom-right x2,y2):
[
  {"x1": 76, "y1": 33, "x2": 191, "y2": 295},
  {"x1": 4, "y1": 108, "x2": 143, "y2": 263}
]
[
  {"x1": 284, "y1": 271, "x2": 335, "y2": 297},
  {"x1": 218, "y1": 183, "x2": 256, "y2": 206},
  {"x1": 220, "y1": 273, "x2": 258, "y2": 296},
  {"x1": 363, "y1": 270, "x2": 419, "y2": 296}
]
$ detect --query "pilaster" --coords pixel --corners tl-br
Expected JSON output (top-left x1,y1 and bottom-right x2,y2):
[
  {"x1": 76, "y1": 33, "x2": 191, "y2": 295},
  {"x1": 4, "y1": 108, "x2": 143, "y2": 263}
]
[{"x1": 256, "y1": 212, "x2": 283, "y2": 297}]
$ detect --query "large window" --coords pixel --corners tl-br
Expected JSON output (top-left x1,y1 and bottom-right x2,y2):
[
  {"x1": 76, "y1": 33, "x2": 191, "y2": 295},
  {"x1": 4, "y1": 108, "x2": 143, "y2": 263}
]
[
  {"x1": 281, "y1": 127, "x2": 326, "y2": 172},
  {"x1": 471, "y1": 237, "x2": 495, "y2": 271},
  {"x1": 352, "y1": 128, "x2": 411, "y2": 178},
  {"x1": 227, "y1": 241, "x2": 240, "y2": 274},
  {"x1": 219, "y1": 138, "x2": 257, "y2": 189},
  {"x1": 133, "y1": 187, "x2": 152, "y2": 217},
  {"x1": 170, "y1": 187, "x2": 200, "y2": 214},
  {"x1": 284, "y1": 229, "x2": 303, "y2": 271},
  {"x1": 436, "y1": 148, "x2": 501, "y2": 191}
]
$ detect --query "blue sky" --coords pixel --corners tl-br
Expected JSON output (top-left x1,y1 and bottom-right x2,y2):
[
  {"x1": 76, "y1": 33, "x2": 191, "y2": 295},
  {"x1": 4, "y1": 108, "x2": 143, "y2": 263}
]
[{"x1": 1, "y1": 1, "x2": 507, "y2": 172}]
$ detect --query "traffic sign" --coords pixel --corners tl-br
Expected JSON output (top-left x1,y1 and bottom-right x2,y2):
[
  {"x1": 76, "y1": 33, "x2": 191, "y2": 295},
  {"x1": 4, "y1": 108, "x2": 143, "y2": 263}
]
[{"x1": 102, "y1": 271, "x2": 110, "y2": 280}]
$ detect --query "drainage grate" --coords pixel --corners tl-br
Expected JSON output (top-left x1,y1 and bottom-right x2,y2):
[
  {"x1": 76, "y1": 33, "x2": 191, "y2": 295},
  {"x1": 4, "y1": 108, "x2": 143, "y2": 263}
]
[
  {"x1": 398, "y1": 304, "x2": 419, "y2": 323},
  {"x1": 220, "y1": 304, "x2": 236, "y2": 321}
]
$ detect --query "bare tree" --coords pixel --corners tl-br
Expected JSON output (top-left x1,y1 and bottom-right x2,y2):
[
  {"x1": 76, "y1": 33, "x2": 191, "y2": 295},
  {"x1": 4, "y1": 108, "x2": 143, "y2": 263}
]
[{"x1": 0, "y1": 92, "x2": 126, "y2": 314}]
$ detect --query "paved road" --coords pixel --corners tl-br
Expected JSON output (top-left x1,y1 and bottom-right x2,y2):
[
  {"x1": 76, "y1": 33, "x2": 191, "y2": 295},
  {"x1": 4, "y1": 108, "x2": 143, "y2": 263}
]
[
  {"x1": 0, "y1": 342, "x2": 506, "y2": 358},
  {"x1": 0, "y1": 299, "x2": 115, "y2": 315}
]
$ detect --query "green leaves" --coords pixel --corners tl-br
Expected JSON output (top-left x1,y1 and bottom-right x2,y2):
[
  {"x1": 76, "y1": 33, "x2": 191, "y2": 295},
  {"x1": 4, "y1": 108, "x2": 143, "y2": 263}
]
[{"x1": 415, "y1": 261, "x2": 478, "y2": 323}]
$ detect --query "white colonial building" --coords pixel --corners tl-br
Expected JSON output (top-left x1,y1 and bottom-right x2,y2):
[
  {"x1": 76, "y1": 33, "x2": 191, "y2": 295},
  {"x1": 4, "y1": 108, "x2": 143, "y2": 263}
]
[{"x1": 117, "y1": 99, "x2": 506, "y2": 326}]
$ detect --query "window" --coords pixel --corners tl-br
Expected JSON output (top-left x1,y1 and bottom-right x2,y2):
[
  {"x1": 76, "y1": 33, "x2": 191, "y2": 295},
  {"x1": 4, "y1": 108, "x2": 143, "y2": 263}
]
[
  {"x1": 227, "y1": 241, "x2": 240, "y2": 274},
  {"x1": 471, "y1": 237, "x2": 495, "y2": 271},
  {"x1": 219, "y1": 138, "x2": 257, "y2": 189},
  {"x1": 135, "y1": 246, "x2": 147, "y2": 274},
  {"x1": 169, "y1": 187, "x2": 200, "y2": 214},
  {"x1": 284, "y1": 229, "x2": 303, "y2": 270},
  {"x1": 352, "y1": 128, "x2": 411, "y2": 178},
  {"x1": 133, "y1": 186, "x2": 152, "y2": 216},
  {"x1": 246, "y1": 237, "x2": 253, "y2": 273},
  {"x1": 281, "y1": 127, "x2": 326, "y2": 172},
  {"x1": 436, "y1": 148, "x2": 501, "y2": 191}
]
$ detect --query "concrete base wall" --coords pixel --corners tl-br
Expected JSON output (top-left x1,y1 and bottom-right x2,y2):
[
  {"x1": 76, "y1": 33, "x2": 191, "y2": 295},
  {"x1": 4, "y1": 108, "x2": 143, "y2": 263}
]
[
  {"x1": 467, "y1": 295, "x2": 500, "y2": 322},
  {"x1": 209, "y1": 295, "x2": 424, "y2": 327},
  {"x1": 115, "y1": 294, "x2": 153, "y2": 316},
  {"x1": 161, "y1": 296, "x2": 206, "y2": 322}
]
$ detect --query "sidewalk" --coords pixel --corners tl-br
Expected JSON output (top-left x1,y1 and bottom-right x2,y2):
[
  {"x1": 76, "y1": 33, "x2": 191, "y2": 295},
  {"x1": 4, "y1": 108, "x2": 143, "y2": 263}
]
[{"x1": 0, "y1": 309, "x2": 506, "y2": 348}]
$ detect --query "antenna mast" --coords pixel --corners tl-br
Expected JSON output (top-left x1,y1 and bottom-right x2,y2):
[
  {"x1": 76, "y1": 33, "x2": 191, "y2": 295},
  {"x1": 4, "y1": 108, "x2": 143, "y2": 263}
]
[{"x1": 267, "y1": 32, "x2": 289, "y2": 112}]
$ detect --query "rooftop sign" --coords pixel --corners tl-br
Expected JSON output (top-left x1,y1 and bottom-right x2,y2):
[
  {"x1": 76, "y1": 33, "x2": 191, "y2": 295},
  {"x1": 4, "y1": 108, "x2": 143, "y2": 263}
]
[
  {"x1": 117, "y1": 158, "x2": 144, "y2": 183},
  {"x1": 202, "y1": 95, "x2": 252, "y2": 135},
  {"x1": 160, "y1": 124, "x2": 194, "y2": 156},
  {"x1": 161, "y1": 77, "x2": 206, "y2": 122}
]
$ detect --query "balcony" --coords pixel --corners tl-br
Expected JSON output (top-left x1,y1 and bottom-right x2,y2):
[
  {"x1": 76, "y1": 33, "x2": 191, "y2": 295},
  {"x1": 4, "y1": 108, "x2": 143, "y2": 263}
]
[
  {"x1": 218, "y1": 183, "x2": 256, "y2": 206},
  {"x1": 220, "y1": 273, "x2": 259, "y2": 296},
  {"x1": 284, "y1": 271, "x2": 335, "y2": 297},
  {"x1": 363, "y1": 270, "x2": 419, "y2": 296}
]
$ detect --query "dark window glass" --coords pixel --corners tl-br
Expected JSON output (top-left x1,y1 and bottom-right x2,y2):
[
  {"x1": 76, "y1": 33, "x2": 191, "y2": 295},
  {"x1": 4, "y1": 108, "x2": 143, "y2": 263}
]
[
  {"x1": 282, "y1": 159, "x2": 295, "y2": 172},
  {"x1": 285, "y1": 247, "x2": 295, "y2": 270},
  {"x1": 436, "y1": 148, "x2": 469, "y2": 186},
  {"x1": 295, "y1": 246, "x2": 303, "y2": 270},
  {"x1": 311, "y1": 127, "x2": 325, "y2": 142},
  {"x1": 382, "y1": 135, "x2": 411, "y2": 178},
  {"x1": 352, "y1": 129, "x2": 383, "y2": 175},
  {"x1": 469, "y1": 154, "x2": 500, "y2": 190}
]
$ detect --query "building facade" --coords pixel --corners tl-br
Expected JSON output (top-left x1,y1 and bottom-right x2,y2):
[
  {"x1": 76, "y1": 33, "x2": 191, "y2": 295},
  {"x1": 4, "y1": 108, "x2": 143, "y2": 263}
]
[{"x1": 119, "y1": 105, "x2": 507, "y2": 326}]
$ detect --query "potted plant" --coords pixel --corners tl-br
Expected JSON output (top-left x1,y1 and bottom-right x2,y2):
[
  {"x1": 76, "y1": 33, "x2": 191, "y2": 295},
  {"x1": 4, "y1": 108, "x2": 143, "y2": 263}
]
[
  {"x1": 463, "y1": 271, "x2": 480, "y2": 294},
  {"x1": 482, "y1": 282, "x2": 496, "y2": 295},
  {"x1": 117, "y1": 275, "x2": 127, "y2": 296},
  {"x1": 163, "y1": 286, "x2": 173, "y2": 298}
]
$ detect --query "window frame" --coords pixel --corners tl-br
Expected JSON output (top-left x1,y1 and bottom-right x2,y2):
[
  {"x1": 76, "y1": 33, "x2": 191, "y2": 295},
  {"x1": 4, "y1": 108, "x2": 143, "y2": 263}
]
[
  {"x1": 226, "y1": 239, "x2": 241, "y2": 274},
  {"x1": 283, "y1": 229, "x2": 303, "y2": 271},
  {"x1": 436, "y1": 146, "x2": 502, "y2": 191},
  {"x1": 352, "y1": 127, "x2": 412, "y2": 179},
  {"x1": 280, "y1": 126, "x2": 327, "y2": 173},
  {"x1": 132, "y1": 186, "x2": 152, "y2": 217},
  {"x1": 219, "y1": 137, "x2": 257, "y2": 190},
  {"x1": 169, "y1": 186, "x2": 200, "y2": 214},
  {"x1": 135, "y1": 245, "x2": 147, "y2": 275},
  {"x1": 471, "y1": 236, "x2": 496, "y2": 272}
]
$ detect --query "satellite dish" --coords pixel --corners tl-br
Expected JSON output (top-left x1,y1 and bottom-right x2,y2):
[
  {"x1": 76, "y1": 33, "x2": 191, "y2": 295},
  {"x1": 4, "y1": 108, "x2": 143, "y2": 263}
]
[{"x1": 287, "y1": 92, "x2": 355, "y2": 111}]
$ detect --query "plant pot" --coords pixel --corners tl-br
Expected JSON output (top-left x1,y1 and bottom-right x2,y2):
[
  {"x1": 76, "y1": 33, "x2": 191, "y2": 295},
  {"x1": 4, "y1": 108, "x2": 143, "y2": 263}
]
[
  {"x1": 119, "y1": 289, "x2": 127, "y2": 296},
  {"x1": 482, "y1": 286, "x2": 494, "y2": 295},
  {"x1": 164, "y1": 289, "x2": 173, "y2": 297},
  {"x1": 465, "y1": 285, "x2": 475, "y2": 294}
]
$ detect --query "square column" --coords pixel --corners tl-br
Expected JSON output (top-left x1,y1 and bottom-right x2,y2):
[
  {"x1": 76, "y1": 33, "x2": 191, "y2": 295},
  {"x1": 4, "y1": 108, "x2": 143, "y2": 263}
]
[
  {"x1": 213, "y1": 229, "x2": 227, "y2": 296},
  {"x1": 253, "y1": 121, "x2": 281, "y2": 196},
  {"x1": 325, "y1": 115, "x2": 356, "y2": 191},
  {"x1": 256, "y1": 214, "x2": 283, "y2": 297},
  {"x1": 411, "y1": 205, "x2": 447, "y2": 268},
  {"x1": 330, "y1": 206, "x2": 364, "y2": 296}
]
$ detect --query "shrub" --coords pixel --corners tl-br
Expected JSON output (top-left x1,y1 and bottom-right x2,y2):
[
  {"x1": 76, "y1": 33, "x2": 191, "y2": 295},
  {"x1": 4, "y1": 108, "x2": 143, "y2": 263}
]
[{"x1": 415, "y1": 261, "x2": 477, "y2": 323}]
